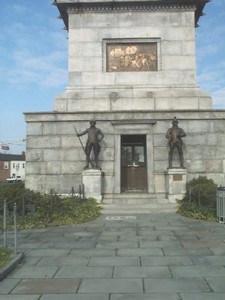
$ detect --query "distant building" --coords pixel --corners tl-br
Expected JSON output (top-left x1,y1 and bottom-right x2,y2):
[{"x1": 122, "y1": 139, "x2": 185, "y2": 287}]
[{"x1": 0, "y1": 153, "x2": 26, "y2": 181}]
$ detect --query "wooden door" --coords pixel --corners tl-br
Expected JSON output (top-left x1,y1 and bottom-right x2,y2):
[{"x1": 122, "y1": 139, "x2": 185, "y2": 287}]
[{"x1": 121, "y1": 135, "x2": 147, "y2": 192}]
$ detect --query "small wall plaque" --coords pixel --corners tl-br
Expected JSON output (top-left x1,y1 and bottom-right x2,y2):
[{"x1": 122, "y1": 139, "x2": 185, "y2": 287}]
[{"x1": 173, "y1": 174, "x2": 183, "y2": 181}]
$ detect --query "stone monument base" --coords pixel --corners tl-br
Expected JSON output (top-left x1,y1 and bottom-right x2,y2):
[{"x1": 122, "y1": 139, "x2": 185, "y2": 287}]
[
  {"x1": 82, "y1": 169, "x2": 103, "y2": 203},
  {"x1": 166, "y1": 168, "x2": 187, "y2": 202}
]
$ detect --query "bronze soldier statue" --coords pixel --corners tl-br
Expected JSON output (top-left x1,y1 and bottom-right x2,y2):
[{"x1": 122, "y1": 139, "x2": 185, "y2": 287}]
[
  {"x1": 166, "y1": 117, "x2": 186, "y2": 168},
  {"x1": 77, "y1": 120, "x2": 104, "y2": 169}
]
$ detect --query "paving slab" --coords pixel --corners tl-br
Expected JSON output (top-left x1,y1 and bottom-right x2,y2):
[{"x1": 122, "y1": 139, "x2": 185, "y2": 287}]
[
  {"x1": 54, "y1": 266, "x2": 113, "y2": 278},
  {"x1": 191, "y1": 256, "x2": 225, "y2": 266},
  {"x1": 144, "y1": 278, "x2": 211, "y2": 293},
  {"x1": 119, "y1": 235, "x2": 158, "y2": 241},
  {"x1": 170, "y1": 265, "x2": 225, "y2": 278},
  {"x1": 113, "y1": 266, "x2": 171, "y2": 278},
  {"x1": 180, "y1": 293, "x2": 225, "y2": 300},
  {"x1": 139, "y1": 241, "x2": 182, "y2": 248},
  {"x1": 138, "y1": 230, "x2": 175, "y2": 236},
  {"x1": 40, "y1": 295, "x2": 109, "y2": 300},
  {"x1": 96, "y1": 241, "x2": 139, "y2": 249},
  {"x1": 7, "y1": 266, "x2": 58, "y2": 278},
  {"x1": 182, "y1": 241, "x2": 225, "y2": 248},
  {"x1": 37, "y1": 256, "x2": 90, "y2": 267},
  {"x1": 1, "y1": 213, "x2": 225, "y2": 299},
  {"x1": 141, "y1": 256, "x2": 194, "y2": 266},
  {"x1": 117, "y1": 248, "x2": 164, "y2": 256},
  {"x1": 164, "y1": 247, "x2": 212, "y2": 256},
  {"x1": 69, "y1": 249, "x2": 116, "y2": 256},
  {"x1": 0, "y1": 279, "x2": 20, "y2": 294},
  {"x1": 11, "y1": 279, "x2": 81, "y2": 294},
  {"x1": 0, "y1": 295, "x2": 40, "y2": 300},
  {"x1": 208, "y1": 247, "x2": 225, "y2": 255},
  {"x1": 78, "y1": 278, "x2": 143, "y2": 293},
  {"x1": 89, "y1": 256, "x2": 140, "y2": 266},
  {"x1": 110, "y1": 293, "x2": 180, "y2": 300},
  {"x1": 26, "y1": 249, "x2": 70, "y2": 257},
  {"x1": 206, "y1": 278, "x2": 225, "y2": 292}
]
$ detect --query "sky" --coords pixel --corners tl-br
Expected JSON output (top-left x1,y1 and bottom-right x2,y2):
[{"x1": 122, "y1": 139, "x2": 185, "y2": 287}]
[{"x1": 0, "y1": 0, "x2": 224, "y2": 154}]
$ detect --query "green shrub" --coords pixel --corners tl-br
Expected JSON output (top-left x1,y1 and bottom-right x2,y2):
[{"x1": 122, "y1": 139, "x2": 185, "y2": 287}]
[
  {"x1": 183, "y1": 176, "x2": 217, "y2": 207},
  {"x1": 0, "y1": 183, "x2": 101, "y2": 230},
  {"x1": 177, "y1": 201, "x2": 217, "y2": 221},
  {"x1": 177, "y1": 176, "x2": 217, "y2": 221}
]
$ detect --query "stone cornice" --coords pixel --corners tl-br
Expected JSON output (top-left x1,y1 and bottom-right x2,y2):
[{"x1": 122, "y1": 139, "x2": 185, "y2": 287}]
[
  {"x1": 53, "y1": 0, "x2": 208, "y2": 29},
  {"x1": 67, "y1": 3, "x2": 195, "y2": 13}
]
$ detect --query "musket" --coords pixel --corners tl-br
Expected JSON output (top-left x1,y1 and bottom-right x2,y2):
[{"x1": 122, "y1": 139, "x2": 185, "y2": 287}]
[{"x1": 74, "y1": 126, "x2": 85, "y2": 154}]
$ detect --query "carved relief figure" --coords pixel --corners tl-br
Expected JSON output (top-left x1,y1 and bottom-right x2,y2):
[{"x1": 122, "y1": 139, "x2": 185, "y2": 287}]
[
  {"x1": 107, "y1": 43, "x2": 157, "y2": 72},
  {"x1": 166, "y1": 117, "x2": 186, "y2": 169}
]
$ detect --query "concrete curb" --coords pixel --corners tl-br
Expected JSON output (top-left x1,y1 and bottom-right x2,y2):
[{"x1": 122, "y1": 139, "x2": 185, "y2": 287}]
[{"x1": 0, "y1": 252, "x2": 24, "y2": 281}]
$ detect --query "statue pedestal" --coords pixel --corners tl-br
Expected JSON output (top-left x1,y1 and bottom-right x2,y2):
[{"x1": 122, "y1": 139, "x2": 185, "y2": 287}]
[
  {"x1": 166, "y1": 168, "x2": 187, "y2": 202},
  {"x1": 82, "y1": 169, "x2": 103, "y2": 203}
]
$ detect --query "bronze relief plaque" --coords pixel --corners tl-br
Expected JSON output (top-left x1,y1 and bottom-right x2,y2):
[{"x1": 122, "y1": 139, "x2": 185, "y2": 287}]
[{"x1": 106, "y1": 43, "x2": 157, "y2": 72}]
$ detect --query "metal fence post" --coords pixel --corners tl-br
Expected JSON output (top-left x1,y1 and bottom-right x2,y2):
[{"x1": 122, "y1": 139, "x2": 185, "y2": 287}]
[
  {"x1": 82, "y1": 184, "x2": 85, "y2": 200},
  {"x1": 50, "y1": 189, "x2": 53, "y2": 211},
  {"x1": 189, "y1": 186, "x2": 192, "y2": 202},
  {"x1": 79, "y1": 184, "x2": 81, "y2": 198},
  {"x1": 22, "y1": 192, "x2": 26, "y2": 217},
  {"x1": 71, "y1": 187, "x2": 75, "y2": 199},
  {"x1": 3, "y1": 199, "x2": 7, "y2": 248},
  {"x1": 14, "y1": 202, "x2": 18, "y2": 255},
  {"x1": 217, "y1": 187, "x2": 225, "y2": 223}
]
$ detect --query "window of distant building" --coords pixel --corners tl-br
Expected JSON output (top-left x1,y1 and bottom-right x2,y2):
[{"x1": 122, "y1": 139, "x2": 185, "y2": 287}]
[{"x1": 4, "y1": 162, "x2": 9, "y2": 169}]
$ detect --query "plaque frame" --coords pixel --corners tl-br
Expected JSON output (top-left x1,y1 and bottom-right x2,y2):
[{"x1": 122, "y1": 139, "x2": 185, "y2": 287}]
[{"x1": 103, "y1": 38, "x2": 161, "y2": 72}]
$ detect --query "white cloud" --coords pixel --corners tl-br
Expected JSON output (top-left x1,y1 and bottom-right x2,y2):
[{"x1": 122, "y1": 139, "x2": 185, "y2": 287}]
[
  {"x1": 197, "y1": 55, "x2": 225, "y2": 109},
  {"x1": 212, "y1": 88, "x2": 225, "y2": 109},
  {"x1": 6, "y1": 49, "x2": 67, "y2": 88},
  {"x1": 11, "y1": 4, "x2": 28, "y2": 14},
  {"x1": 0, "y1": 7, "x2": 68, "y2": 89}
]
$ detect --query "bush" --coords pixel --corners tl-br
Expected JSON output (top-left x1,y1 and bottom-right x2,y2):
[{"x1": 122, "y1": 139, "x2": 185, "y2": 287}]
[
  {"x1": 177, "y1": 201, "x2": 217, "y2": 222},
  {"x1": 183, "y1": 176, "x2": 217, "y2": 207},
  {"x1": 177, "y1": 176, "x2": 217, "y2": 221},
  {"x1": 0, "y1": 183, "x2": 101, "y2": 230}
]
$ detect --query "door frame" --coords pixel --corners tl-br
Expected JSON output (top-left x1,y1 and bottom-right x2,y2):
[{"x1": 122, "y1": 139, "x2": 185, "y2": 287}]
[
  {"x1": 121, "y1": 134, "x2": 147, "y2": 192},
  {"x1": 112, "y1": 121, "x2": 155, "y2": 194}
]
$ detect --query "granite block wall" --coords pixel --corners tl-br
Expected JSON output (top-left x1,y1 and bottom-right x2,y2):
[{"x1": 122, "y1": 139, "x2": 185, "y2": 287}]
[{"x1": 25, "y1": 111, "x2": 225, "y2": 195}]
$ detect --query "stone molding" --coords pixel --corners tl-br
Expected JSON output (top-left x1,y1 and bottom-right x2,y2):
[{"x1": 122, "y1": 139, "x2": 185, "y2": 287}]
[
  {"x1": 54, "y1": 0, "x2": 206, "y2": 29},
  {"x1": 67, "y1": 3, "x2": 195, "y2": 14}
]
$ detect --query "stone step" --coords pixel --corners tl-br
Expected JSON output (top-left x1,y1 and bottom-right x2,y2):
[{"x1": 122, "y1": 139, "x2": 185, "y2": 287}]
[
  {"x1": 100, "y1": 203, "x2": 177, "y2": 214},
  {"x1": 102, "y1": 193, "x2": 167, "y2": 204}
]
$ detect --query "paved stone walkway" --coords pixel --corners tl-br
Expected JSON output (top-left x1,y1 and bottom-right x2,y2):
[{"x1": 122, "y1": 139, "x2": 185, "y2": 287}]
[{"x1": 1, "y1": 213, "x2": 225, "y2": 299}]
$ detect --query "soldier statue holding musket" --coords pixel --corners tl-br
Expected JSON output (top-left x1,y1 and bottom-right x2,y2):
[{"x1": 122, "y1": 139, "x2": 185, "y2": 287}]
[{"x1": 77, "y1": 120, "x2": 104, "y2": 169}]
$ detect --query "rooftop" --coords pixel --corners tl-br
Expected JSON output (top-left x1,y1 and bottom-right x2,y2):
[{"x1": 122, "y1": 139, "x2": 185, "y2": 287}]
[{"x1": 0, "y1": 153, "x2": 26, "y2": 161}]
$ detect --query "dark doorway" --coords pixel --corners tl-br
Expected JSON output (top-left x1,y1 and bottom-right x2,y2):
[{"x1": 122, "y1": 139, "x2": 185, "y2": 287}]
[{"x1": 121, "y1": 135, "x2": 148, "y2": 192}]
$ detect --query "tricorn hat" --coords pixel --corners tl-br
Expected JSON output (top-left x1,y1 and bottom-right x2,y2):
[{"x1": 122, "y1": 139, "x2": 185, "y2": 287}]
[{"x1": 172, "y1": 117, "x2": 178, "y2": 124}]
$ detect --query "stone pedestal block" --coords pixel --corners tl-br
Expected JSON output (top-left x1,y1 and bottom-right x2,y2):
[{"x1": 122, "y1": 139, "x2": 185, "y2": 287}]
[
  {"x1": 166, "y1": 168, "x2": 187, "y2": 202},
  {"x1": 82, "y1": 169, "x2": 103, "y2": 203}
]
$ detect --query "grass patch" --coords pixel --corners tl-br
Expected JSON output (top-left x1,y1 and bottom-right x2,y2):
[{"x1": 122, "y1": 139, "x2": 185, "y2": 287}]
[{"x1": 0, "y1": 248, "x2": 12, "y2": 268}]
